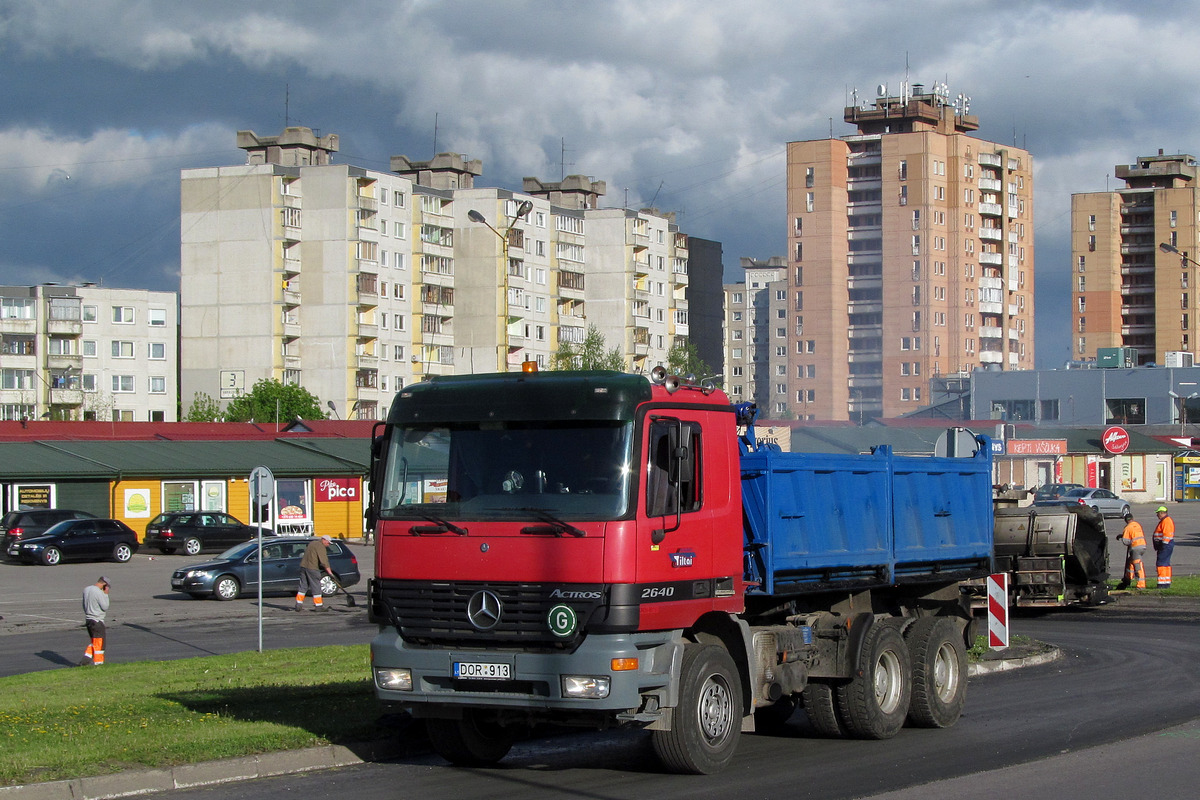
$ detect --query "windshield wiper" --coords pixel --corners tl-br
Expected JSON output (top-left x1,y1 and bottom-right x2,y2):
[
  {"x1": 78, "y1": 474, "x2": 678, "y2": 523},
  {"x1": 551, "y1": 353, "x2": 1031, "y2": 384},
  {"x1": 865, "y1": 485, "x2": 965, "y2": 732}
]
[
  {"x1": 518, "y1": 507, "x2": 585, "y2": 538},
  {"x1": 409, "y1": 514, "x2": 468, "y2": 536}
]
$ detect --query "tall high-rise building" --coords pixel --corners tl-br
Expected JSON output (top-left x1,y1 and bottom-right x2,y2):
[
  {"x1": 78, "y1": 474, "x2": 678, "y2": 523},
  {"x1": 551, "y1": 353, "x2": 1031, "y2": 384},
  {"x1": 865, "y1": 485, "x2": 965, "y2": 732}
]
[
  {"x1": 1071, "y1": 151, "x2": 1200, "y2": 366},
  {"x1": 785, "y1": 84, "x2": 1035, "y2": 422},
  {"x1": 181, "y1": 127, "x2": 710, "y2": 418}
]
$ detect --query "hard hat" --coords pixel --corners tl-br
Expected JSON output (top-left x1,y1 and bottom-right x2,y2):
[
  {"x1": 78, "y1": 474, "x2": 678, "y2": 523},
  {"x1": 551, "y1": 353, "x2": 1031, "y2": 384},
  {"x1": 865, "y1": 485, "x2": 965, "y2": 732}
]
[{"x1": 1156, "y1": 506, "x2": 1168, "y2": 513}]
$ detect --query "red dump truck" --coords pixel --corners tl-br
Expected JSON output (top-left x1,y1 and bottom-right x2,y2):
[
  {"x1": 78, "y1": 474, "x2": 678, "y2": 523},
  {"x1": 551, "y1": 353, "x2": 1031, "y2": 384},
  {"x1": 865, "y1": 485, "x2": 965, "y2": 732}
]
[{"x1": 366, "y1": 369, "x2": 994, "y2": 773}]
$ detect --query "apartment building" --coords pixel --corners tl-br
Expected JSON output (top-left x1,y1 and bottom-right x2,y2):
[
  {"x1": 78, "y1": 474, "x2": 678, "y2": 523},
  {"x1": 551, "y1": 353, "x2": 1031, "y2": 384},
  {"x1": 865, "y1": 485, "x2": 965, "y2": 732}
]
[
  {"x1": 785, "y1": 83, "x2": 1035, "y2": 422},
  {"x1": 723, "y1": 257, "x2": 788, "y2": 414},
  {"x1": 181, "y1": 127, "x2": 708, "y2": 418},
  {"x1": 1, "y1": 284, "x2": 178, "y2": 421},
  {"x1": 1071, "y1": 151, "x2": 1200, "y2": 366}
]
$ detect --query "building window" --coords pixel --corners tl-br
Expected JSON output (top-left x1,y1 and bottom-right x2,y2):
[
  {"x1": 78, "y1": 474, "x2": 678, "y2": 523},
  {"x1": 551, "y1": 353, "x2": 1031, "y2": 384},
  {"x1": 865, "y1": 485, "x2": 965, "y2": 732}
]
[
  {"x1": 1171, "y1": 210, "x2": 1178, "y2": 228},
  {"x1": 806, "y1": 193, "x2": 814, "y2": 213},
  {"x1": 1040, "y1": 399, "x2": 1059, "y2": 421},
  {"x1": 82, "y1": 374, "x2": 97, "y2": 392},
  {"x1": 112, "y1": 375, "x2": 135, "y2": 393},
  {"x1": 148, "y1": 308, "x2": 167, "y2": 326},
  {"x1": 1088, "y1": 214, "x2": 1096, "y2": 231},
  {"x1": 112, "y1": 306, "x2": 135, "y2": 324},
  {"x1": 82, "y1": 340, "x2": 97, "y2": 357},
  {"x1": 148, "y1": 342, "x2": 166, "y2": 360},
  {"x1": 1088, "y1": 235, "x2": 1096, "y2": 252},
  {"x1": 1105, "y1": 398, "x2": 1145, "y2": 425},
  {"x1": 111, "y1": 341, "x2": 134, "y2": 358},
  {"x1": 82, "y1": 305, "x2": 98, "y2": 323},
  {"x1": 149, "y1": 376, "x2": 166, "y2": 394}
]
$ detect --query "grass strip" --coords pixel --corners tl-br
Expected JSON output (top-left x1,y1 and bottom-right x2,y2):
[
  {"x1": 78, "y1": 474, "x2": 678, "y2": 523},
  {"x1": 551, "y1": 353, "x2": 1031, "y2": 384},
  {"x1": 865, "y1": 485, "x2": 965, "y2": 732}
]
[
  {"x1": 0, "y1": 645, "x2": 387, "y2": 787},
  {"x1": 1110, "y1": 574, "x2": 1200, "y2": 597}
]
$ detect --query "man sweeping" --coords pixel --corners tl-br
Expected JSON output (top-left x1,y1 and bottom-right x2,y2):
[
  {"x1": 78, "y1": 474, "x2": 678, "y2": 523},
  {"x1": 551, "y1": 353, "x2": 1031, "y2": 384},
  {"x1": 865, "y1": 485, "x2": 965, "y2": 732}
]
[{"x1": 296, "y1": 535, "x2": 335, "y2": 611}]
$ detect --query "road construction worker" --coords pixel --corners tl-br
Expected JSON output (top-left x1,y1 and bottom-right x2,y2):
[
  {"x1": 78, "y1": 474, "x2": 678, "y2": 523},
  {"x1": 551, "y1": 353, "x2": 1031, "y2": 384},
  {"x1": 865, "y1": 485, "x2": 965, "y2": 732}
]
[
  {"x1": 1153, "y1": 506, "x2": 1175, "y2": 588},
  {"x1": 1115, "y1": 512, "x2": 1146, "y2": 589}
]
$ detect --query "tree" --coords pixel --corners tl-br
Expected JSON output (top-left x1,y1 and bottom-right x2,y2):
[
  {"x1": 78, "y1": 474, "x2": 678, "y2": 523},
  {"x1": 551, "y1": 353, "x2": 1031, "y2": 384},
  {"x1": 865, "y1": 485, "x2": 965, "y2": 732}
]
[
  {"x1": 549, "y1": 325, "x2": 626, "y2": 371},
  {"x1": 222, "y1": 379, "x2": 328, "y2": 423},
  {"x1": 666, "y1": 341, "x2": 716, "y2": 384},
  {"x1": 184, "y1": 392, "x2": 223, "y2": 422}
]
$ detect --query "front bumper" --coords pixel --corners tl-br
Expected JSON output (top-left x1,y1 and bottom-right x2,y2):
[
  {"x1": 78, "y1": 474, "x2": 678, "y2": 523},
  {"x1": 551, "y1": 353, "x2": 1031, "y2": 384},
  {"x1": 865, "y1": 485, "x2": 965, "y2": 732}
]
[{"x1": 370, "y1": 628, "x2": 683, "y2": 718}]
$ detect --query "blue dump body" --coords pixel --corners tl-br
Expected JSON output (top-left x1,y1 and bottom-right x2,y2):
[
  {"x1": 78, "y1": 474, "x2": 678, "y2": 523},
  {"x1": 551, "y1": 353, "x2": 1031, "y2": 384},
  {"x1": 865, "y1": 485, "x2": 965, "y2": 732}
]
[{"x1": 741, "y1": 440, "x2": 995, "y2": 596}]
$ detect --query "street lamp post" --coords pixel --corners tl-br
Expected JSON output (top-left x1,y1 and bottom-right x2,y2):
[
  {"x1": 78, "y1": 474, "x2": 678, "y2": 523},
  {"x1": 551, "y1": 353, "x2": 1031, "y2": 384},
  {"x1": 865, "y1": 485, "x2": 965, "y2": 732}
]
[{"x1": 468, "y1": 200, "x2": 534, "y2": 371}]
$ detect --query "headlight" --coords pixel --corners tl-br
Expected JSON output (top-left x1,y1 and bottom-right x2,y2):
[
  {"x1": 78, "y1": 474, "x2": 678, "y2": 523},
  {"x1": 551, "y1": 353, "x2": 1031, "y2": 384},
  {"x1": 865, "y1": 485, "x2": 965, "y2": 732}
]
[
  {"x1": 562, "y1": 675, "x2": 611, "y2": 699},
  {"x1": 375, "y1": 668, "x2": 413, "y2": 691},
  {"x1": 185, "y1": 569, "x2": 213, "y2": 579},
  {"x1": 25, "y1": 544, "x2": 42, "y2": 551}
]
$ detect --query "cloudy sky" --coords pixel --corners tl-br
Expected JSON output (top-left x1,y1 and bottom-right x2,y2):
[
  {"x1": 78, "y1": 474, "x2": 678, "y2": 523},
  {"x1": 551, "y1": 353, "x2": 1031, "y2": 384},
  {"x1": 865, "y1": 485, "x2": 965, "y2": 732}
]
[{"x1": 1, "y1": 0, "x2": 1196, "y2": 368}]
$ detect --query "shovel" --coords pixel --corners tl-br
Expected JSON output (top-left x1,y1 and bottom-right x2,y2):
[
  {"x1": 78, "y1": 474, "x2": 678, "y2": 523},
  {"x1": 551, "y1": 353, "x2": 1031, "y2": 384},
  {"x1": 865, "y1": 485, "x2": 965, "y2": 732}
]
[{"x1": 330, "y1": 571, "x2": 357, "y2": 607}]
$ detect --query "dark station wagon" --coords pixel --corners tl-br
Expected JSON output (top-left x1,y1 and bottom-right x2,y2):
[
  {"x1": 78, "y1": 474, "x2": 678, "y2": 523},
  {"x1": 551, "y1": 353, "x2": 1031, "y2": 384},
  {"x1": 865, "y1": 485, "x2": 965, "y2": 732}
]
[{"x1": 144, "y1": 512, "x2": 259, "y2": 555}]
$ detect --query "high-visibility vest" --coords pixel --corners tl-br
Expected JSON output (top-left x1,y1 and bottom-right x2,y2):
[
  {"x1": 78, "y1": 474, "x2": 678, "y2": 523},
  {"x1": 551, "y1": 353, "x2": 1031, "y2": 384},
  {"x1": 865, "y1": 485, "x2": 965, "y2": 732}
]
[
  {"x1": 1154, "y1": 516, "x2": 1175, "y2": 545},
  {"x1": 1121, "y1": 520, "x2": 1146, "y2": 549}
]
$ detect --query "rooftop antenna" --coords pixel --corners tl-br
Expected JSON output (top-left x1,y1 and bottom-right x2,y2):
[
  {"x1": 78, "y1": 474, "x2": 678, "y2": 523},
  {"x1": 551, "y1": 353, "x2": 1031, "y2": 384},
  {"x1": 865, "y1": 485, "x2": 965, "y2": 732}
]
[
  {"x1": 560, "y1": 138, "x2": 575, "y2": 180},
  {"x1": 432, "y1": 112, "x2": 438, "y2": 155},
  {"x1": 284, "y1": 83, "x2": 289, "y2": 128}
]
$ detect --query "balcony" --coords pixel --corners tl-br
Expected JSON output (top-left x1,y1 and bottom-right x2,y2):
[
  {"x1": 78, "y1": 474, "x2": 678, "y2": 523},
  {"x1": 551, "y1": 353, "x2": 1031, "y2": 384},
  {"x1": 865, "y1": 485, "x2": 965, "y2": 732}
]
[
  {"x1": 979, "y1": 351, "x2": 1003, "y2": 364},
  {"x1": 49, "y1": 388, "x2": 84, "y2": 406},
  {"x1": 979, "y1": 302, "x2": 1003, "y2": 314},
  {"x1": 1120, "y1": 243, "x2": 1155, "y2": 254},
  {"x1": 357, "y1": 195, "x2": 378, "y2": 212},
  {"x1": 283, "y1": 287, "x2": 301, "y2": 305},
  {"x1": 978, "y1": 177, "x2": 1002, "y2": 191},
  {"x1": 978, "y1": 276, "x2": 1003, "y2": 290},
  {"x1": 45, "y1": 353, "x2": 82, "y2": 371},
  {"x1": 979, "y1": 227, "x2": 1002, "y2": 241},
  {"x1": 979, "y1": 202, "x2": 1003, "y2": 216},
  {"x1": 979, "y1": 326, "x2": 1004, "y2": 339},
  {"x1": 979, "y1": 153, "x2": 1003, "y2": 167},
  {"x1": 357, "y1": 322, "x2": 379, "y2": 339},
  {"x1": 979, "y1": 252, "x2": 1003, "y2": 265},
  {"x1": 283, "y1": 256, "x2": 301, "y2": 274},
  {"x1": 0, "y1": 318, "x2": 36, "y2": 334},
  {"x1": 356, "y1": 353, "x2": 379, "y2": 368},
  {"x1": 46, "y1": 319, "x2": 82, "y2": 336},
  {"x1": 847, "y1": 375, "x2": 883, "y2": 388}
]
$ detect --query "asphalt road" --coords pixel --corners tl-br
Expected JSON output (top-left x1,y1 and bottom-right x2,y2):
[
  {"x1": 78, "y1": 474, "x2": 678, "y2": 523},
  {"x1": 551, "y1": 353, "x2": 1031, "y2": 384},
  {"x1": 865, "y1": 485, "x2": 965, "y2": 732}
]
[{"x1": 118, "y1": 601, "x2": 1200, "y2": 800}]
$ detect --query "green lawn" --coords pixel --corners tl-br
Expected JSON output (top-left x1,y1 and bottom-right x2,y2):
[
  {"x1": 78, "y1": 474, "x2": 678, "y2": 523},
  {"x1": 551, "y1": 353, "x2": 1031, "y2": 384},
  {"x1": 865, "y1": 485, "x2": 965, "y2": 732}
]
[
  {"x1": 0, "y1": 645, "x2": 387, "y2": 787},
  {"x1": 1110, "y1": 574, "x2": 1200, "y2": 597}
]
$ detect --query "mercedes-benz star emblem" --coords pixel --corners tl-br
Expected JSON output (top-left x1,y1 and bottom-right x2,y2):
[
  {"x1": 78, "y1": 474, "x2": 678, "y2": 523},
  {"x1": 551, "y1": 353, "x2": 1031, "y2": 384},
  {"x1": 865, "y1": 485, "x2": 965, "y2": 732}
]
[{"x1": 466, "y1": 590, "x2": 502, "y2": 630}]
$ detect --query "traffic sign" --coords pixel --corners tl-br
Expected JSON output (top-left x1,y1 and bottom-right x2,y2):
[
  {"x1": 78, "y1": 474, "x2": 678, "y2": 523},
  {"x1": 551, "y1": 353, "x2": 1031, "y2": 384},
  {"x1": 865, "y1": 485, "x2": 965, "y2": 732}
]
[{"x1": 249, "y1": 465, "x2": 275, "y2": 504}]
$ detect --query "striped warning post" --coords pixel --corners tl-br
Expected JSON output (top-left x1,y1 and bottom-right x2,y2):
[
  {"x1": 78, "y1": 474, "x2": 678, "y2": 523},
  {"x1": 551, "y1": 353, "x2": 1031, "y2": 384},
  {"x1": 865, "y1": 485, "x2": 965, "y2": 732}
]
[{"x1": 987, "y1": 573, "x2": 1009, "y2": 649}]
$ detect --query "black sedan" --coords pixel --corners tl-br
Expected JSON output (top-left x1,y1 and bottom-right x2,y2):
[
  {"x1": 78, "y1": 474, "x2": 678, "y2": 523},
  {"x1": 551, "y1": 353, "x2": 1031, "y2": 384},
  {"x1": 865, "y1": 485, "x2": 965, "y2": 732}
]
[
  {"x1": 6, "y1": 519, "x2": 139, "y2": 566},
  {"x1": 169, "y1": 537, "x2": 360, "y2": 600},
  {"x1": 144, "y1": 511, "x2": 260, "y2": 555}
]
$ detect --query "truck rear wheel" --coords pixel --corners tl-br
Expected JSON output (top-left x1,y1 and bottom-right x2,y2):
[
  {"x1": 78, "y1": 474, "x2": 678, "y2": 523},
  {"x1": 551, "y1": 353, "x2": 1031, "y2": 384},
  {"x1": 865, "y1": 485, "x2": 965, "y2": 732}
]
[
  {"x1": 836, "y1": 622, "x2": 911, "y2": 739},
  {"x1": 801, "y1": 680, "x2": 847, "y2": 737},
  {"x1": 904, "y1": 617, "x2": 967, "y2": 728},
  {"x1": 652, "y1": 643, "x2": 742, "y2": 774},
  {"x1": 425, "y1": 711, "x2": 515, "y2": 767}
]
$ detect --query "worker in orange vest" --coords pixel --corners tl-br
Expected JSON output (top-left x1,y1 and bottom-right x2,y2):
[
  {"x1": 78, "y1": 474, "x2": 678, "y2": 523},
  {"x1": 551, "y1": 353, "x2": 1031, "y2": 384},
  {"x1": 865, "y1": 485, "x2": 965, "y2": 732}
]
[
  {"x1": 1153, "y1": 506, "x2": 1175, "y2": 589},
  {"x1": 1115, "y1": 512, "x2": 1146, "y2": 589}
]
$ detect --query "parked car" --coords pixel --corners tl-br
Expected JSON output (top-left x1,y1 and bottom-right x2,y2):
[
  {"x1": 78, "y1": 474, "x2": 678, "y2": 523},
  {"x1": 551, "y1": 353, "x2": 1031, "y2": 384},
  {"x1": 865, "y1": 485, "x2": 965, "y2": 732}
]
[
  {"x1": 6, "y1": 518, "x2": 139, "y2": 565},
  {"x1": 1032, "y1": 483, "x2": 1084, "y2": 503},
  {"x1": 1034, "y1": 486, "x2": 1131, "y2": 518},
  {"x1": 144, "y1": 511, "x2": 259, "y2": 555},
  {"x1": 169, "y1": 537, "x2": 360, "y2": 600},
  {"x1": 2, "y1": 508, "x2": 99, "y2": 553}
]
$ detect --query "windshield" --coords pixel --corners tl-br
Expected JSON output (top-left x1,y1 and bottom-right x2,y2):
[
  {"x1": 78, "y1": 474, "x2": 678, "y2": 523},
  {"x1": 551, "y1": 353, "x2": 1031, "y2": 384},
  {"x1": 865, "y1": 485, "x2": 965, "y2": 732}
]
[{"x1": 377, "y1": 420, "x2": 634, "y2": 522}]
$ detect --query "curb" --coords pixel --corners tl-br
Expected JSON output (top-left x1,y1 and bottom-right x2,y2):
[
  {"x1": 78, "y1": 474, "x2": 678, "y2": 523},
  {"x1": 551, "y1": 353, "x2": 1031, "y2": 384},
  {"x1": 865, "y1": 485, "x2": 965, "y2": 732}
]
[
  {"x1": 969, "y1": 645, "x2": 1062, "y2": 676},
  {"x1": 0, "y1": 740, "x2": 406, "y2": 800}
]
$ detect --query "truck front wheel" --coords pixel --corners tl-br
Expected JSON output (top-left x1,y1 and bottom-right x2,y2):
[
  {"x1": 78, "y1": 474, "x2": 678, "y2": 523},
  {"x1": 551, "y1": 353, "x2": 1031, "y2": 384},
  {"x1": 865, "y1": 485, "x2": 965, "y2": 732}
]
[
  {"x1": 836, "y1": 622, "x2": 911, "y2": 739},
  {"x1": 904, "y1": 617, "x2": 967, "y2": 728},
  {"x1": 425, "y1": 711, "x2": 515, "y2": 767},
  {"x1": 652, "y1": 643, "x2": 742, "y2": 774}
]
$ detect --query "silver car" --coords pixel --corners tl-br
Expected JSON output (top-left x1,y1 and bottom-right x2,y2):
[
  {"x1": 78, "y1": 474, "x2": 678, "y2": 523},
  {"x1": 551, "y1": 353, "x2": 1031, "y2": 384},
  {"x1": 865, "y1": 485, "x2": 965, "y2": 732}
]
[{"x1": 1043, "y1": 487, "x2": 1131, "y2": 518}]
